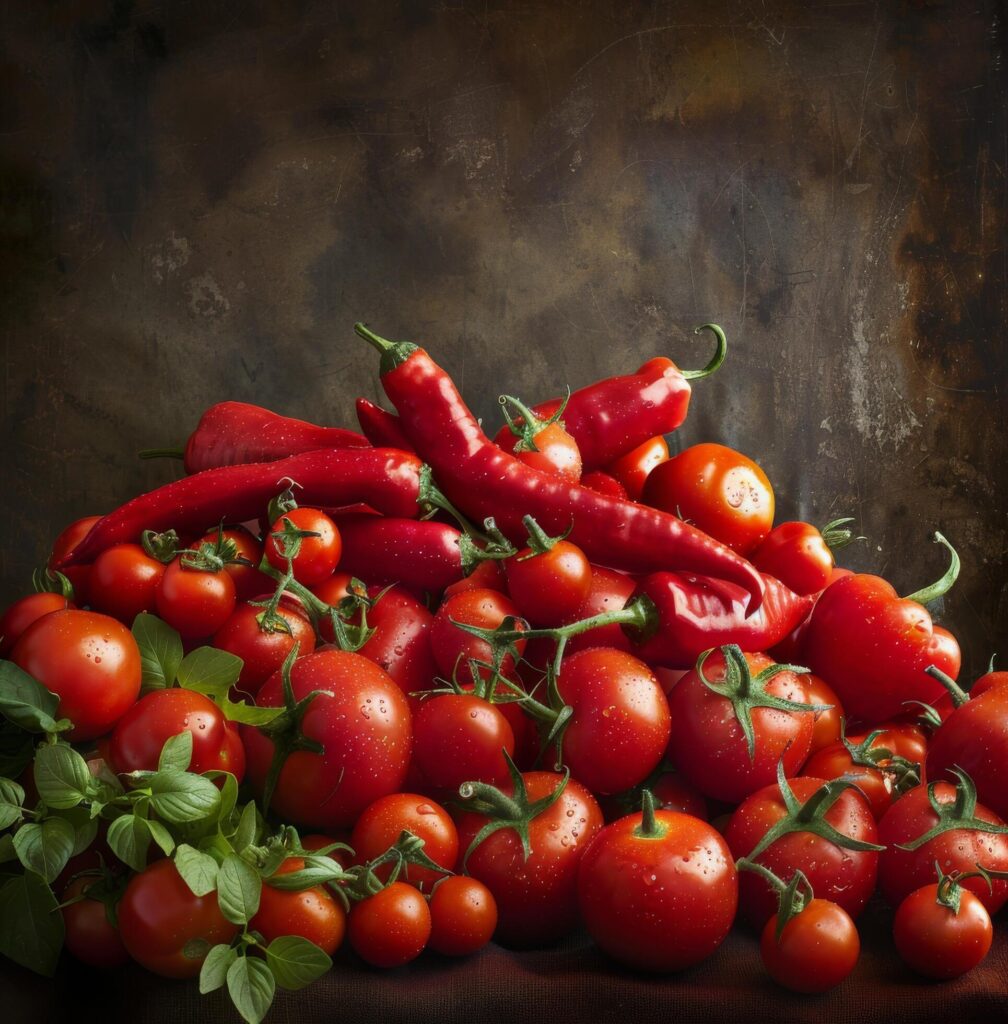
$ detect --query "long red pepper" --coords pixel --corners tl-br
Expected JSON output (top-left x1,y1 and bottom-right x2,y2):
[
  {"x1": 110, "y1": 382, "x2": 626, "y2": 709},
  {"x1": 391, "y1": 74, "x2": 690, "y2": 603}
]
[
  {"x1": 57, "y1": 449, "x2": 423, "y2": 566},
  {"x1": 355, "y1": 398, "x2": 416, "y2": 453},
  {"x1": 141, "y1": 401, "x2": 370, "y2": 473},
  {"x1": 355, "y1": 323, "x2": 765, "y2": 612}
]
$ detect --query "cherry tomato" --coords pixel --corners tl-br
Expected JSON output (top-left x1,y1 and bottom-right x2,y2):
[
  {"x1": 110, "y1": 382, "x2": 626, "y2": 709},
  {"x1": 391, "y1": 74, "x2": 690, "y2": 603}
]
[
  {"x1": 494, "y1": 416, "x2": 582, "y2": 484},
  {"x1": 893, "y1": 883, "x2": 993, "y2": 979},
  {"x1": 251, "y1": 857, "x2": 346, "y2": 955},
  {"x1": 347, "y1": 882, "x2": 431, "y2": 968},
  {"x1": 197, "y1": 526, "x2": 269, "y2": 602},
  {"x1": 89, "y1": 543, "x2": 166, "y2": 623},
  {"x1": 0, "y1": 592, "x2": 74, "y2": 658},
  {"x1": 11, "y1": 610, "x2": 141, "y2": 741},
  {"x1": 442, "y1": 559, "x2": 507, "y2": 599},
  {"x1": 266, "y1": 507, "x2": 341, "y2": 585},
  {"x1": 760, "y1": 899, "x2": 859, "y2": 993},
  {"x1": 428, "y1": 876, "x2": 498, "y2": 957},
  {"x1": 505, "y1": 539, "x2": 592, "y2": 626},
  {"x1": 752, "y1": 521, "x2": 837, "y2": 596},
  {"x1": 48, "y1": 514, "x2": 102, "y2": 606},
  {"x1": 350, "y1": 793, "x2": 458, "y2": 890},
  {"x1": 805, "y1": 673, "x2": 844, "y2": 755},
  {"x1": 848, "y1": 721, "x2": 928, "y2": 765},
  {"x1": 61, "y1": 876, "x2": 129, "y2": 969},
  {"x1": 155, "y1": 559, "x2": 236, "y2": 639},
  {"x1": 117, "y1": 859, "x2": 238, "y2": 978},
  {"x1": 578, "y1": 808, "x2": 737, "y2": 972},
  {"x1": 641, "y1": 443, "x2": 774, "y2": 556},
  {"x1": 108, "y1": 688, "x2": 246, "y2": 781},
  {"x1": 429, "y1": 589, "x2": 526, "y2": 681},
  {"x1": 802, "y1": 742, "x2": 895, "y2": 820},
  {"x1": 579, "y1": 471, "x2": 628, "y2": 501},
  {"x1": 606, "y1": 436, "x2": 669, "y2": 501}
]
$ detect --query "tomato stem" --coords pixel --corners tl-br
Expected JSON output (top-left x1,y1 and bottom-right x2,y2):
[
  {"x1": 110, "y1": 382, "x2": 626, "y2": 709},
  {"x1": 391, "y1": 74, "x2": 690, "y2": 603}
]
[
  {"x1": 904, "y1": 532, "x2": 960, "y2": 605},
  {"x1": 679, "y1": 323, "x2": 728, "y2": 381},
  {"x1": 924, "y1": 664, "x2": 970, "y2": 709}
]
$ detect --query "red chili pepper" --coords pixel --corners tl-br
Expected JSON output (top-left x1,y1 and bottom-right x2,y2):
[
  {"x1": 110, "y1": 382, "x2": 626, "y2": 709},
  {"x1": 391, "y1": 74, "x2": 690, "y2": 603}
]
[
  {"x1": 355, "y1": 398, "x2": 416, "y2": 453},
  {"x1": 356, "y1": 323, "x2": 764, "y2": 611},
  {"x1": 57, "y1": 449, "x2": 423, "y2": 567},
  {"x1": 141, "y1": 401, "x2": 370, "y2": 473}
]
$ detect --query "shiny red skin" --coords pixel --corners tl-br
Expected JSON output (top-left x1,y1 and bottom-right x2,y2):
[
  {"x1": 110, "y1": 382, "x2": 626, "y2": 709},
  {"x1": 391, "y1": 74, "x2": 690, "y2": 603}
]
[
  {"x1": 577, "y1": 810, "x2": 737, "y2": 972},
  {"x1": 197, "y1": 526, "x2": 269, "y2": 603},
  {"x1": 631, "y1": 572, "x2": 814, "y2": 669},
  {"x1": 725, "y1": 776, "x2": 880, "y2": 927},
  {"x1": 213, "y1": 596, "x2": 316, "y2": 695},
  {"x1": 642, "y1": 443, "x2": 775, "y2": 556},
  {"x1": 760, "y1": 899, "x2": 859, "y2": 993},
  {"x1": 599, "y1": 771, "x2": 709, "y2": 823},
  {"x1": 0, "y1": 592, "x2": 74, "y2": 658},
  {"x1": 606, "y1": 436, "x2": 669, "y2": 501},
  {"x1": 803, "y1": 743, "x2": 895, "y2": 820},
  {"x1": 61, "y1": 876, "x2": 130, "y2": 969},
  {"x1": 430, "y1": 589, "x2": 526, "y2": 680},
  {"x1": 561, "y1": 566, "x2": 636, "y2": 657},
  {"x1": 108, "y1": 688, "x2": 246, "y2": 781},
  {"x1": 89, "y1": 543, "x2": 166, "y2": 623},
  {"x1": 579, "y1": 471, "x2": 628, "y2": 501},
  {"x1": 805, "y1": 674, "x2": 845, "y2": 755},
  {"x1": 442, "y1": 559, "x2": 506, "y2": 599},
  {"x1": 356, "y1": 397, "x2": 415, "y2": 452},
  {"x1": 497, "y1": 420, "x2": 583, "y2": 484},
  {"x1": 428, "y1": 876, "x2": 497, "y2": 956},
  {"x1": 752, "y1": 521, "x2": 837, "y2": 595},
  {"x1": 769, "y1": 568, "x2": 854, "y2": 664},
  {"x1": 667, "y1": 651, "x2": 815, "y2": 804},
  {"x1": 242, "y1": 649, "x2": 412, "y2": 828},
  {"x1": 48, "y1": 515, "x2": 101, "y2": 605},
  {"x1": 350, "y1": 793, "x2": 458, "y2": 890},
  {"x1": 11, "y1": 610, "x2": 141, "y2": 742},
  {"x1": 971, "y1": 670, "x2": 1008, "y2": 698},
  {"x1": 57, "y1": 449, "x2": 424, "y2": 568},
  {"x1": 803, "y1": 573, "x2": 961, "y2": 724},
  {"x1": 876, "y1": 783, "x2": 1008, "y2": 914},
  {"x1": 347, "y1": 882, "x2": 431, "y2": 967},
  {"x1": 459, "y1": 680, "x2": 539, "y2": 771},
  {"x1": 556, "y1": 648, "x2": 671, "y2": 795},
  {"x1": 504, "y1": 540, "x2": 592, "y2": 626},
  {"x1": 413, "y1": 694, "x2": 515, "y2": 792},
  {"x1": 266, "y1": 507, "x2": 341, "y2": 586},
  {"x1": 251, "y1": 857, "x2": 346, "y2": 955},
  {"x1": 155, "y1": 559, "x2": 236, "y2": 639},
  {"x1": 893, "y1": 884, "x2": 993, "y2": 979},
  {"x1": 454, "y1": 771, "x2": 603, "y2": 947},
  {"x1": 117, "y1": 860, "x2": 238, "y2": 978},
  {"x1": 848, "y1": 721, "x2": 928, "y2": 765}
]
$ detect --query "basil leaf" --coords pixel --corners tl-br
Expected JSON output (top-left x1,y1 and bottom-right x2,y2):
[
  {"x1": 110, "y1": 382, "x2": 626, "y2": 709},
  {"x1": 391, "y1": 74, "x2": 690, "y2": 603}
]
[
  {"x1": 0, "y1": 833, "x2": 15, "y2": 863},
  {"x1": 266, "y1": 935, "x2": 332, "y2": 990},
  {"x1": 12, "y1": 817, "x2": 75, "y2": 882},
  {"x1": 0, "y1": 872, "x2": 64, "y2": 976},
  {"x1": 175, "y1": 844, "x2": 219, "y2": 897},
  {"x1": 106, "y1": 813, "x2": 151, "y2": 872},
  {"x1": 0, "y1": 778, "x2": 25, "y2": 830},
  {"x1": 263, "y1": 855, "x2": 345, "y2": 890},
  {"x1": 217, "y1": 772, "x2": 239, "y2": 824},
  {"x1": 132, "y1": 613, "x2": 183, "y2": 692},
  {"x1": 0, "y1": 720, "x2": 34, "y2": 777},
  {"x1": 217, "y1": 854, "x2": 261, "y2": 926},
  {"x1": 231, "y1": 801, "x2": 260, "y2": 854},
  {"x1": 218, "y1": 698, "x2": 284, "y2": 727},
  {"x1": 62, "y1": 807, "x2": 99, "y2": 855},
  {"x1": 146, "y1": 818, "x2": 176, "y2": 856},
  {"x1": 177, "y1": 647, "x2": 242, "y2": 699},
  {"x1": 33, "y1": 742, "x2": 92, "y2": 809},
  {"x1": 226, "y1": 954, "x2": 275, "y2": 1024},
  {"x1": 147, "y1": 771, "x2": 221, "y2": 825},
  {"x1": 200, "y1": 943, "x2": 238, "y2": 994},
  {"x1": 0, "y1": 661, "x2": 68, "y2": 734},
  {"x1": 158, "y1": 731, "x2": 194, "y2": 774}
]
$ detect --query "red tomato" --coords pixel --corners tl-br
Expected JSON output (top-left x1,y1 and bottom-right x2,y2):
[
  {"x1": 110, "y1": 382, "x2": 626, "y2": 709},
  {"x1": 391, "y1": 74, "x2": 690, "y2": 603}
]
[
  {"x1": 494, "y1": 415, "x2": 582, "y2": 484},
  {"x1": 242, "y1": 649, "x2": 412, "y2": 829},
  {"x1": 454, "y1": 771, "x2": 603, "y2": 947},
  {"x1": 88, "y1": 543, "x2": 166, "y2": 624},
  {"x1": 11, "y1": 610, "x2": 141, "y2": 741},
  {"x1": 155, "y1": 559, "x2": 236, "y2": 639},
  {"x1": 578, "y1": 808, "x2": 737, "y2": 972},
  {"x1": 760, "y1": 899, "x2": 859, "y2": 993},
  {"x1": 117, "y1": 859, "x2": 238, "y2": 978},
  {"x1": 61, "y1": 876, "x2": 130, "y2": 969},
  {"x1": 429, "y1": 589, "x2": 526, "y2": 681},
  {"x1": 48, "y1": 515, "x2": 102, "y2": 606},
  {"x1": 802, "y1": 742, "x2": 895, "y2": 821},
  {"x1": 0, "y1": 592, "x2": 74, "y2": 658},
  {"x1": 428, "y1": 875, "x2": 498, "y2": 957},
  {"x1": 442, "y1": 559, "x2": 507, "y2": 599},
  {"x1": 606, "y1": 436, "x2": 669, "y2": 500},
  {"x1": 641, "y1": 443, "x2": 774, "y2": 556},
  {"x1": 579, "y1": 471, "x2": 628, "y2": 501},
  {"x1": 197, "y1": 525, "x2": 268, "y2": 602},
  {"x1": 893, "y1": 883, "x2": 993, "y2": 979},
  {"x1": 251, "y1": 857, "x2": 345, "y2": 955},
  {"x1": 599, "y1": 770, "x2": 708, "y2": 823},
  {"x1": 347, "y1": 882, "x2": 431, "y2": 967},
  {"x1": 561, "y1": 566, "x2": 636, "y2": 658},
  {"x1": 752, "y1": 521, "x2": 838, "y2": 595},
  {"x1": 505, "y1": 540, "x2": 592, "y2": 626},
  {"x1": 971, "y1": 670, "x2": 1008, "y2": 698},
  {"x1": 350, "y1": 793, "x2": 458, "y2": 890},
  {"x1": 108, "y1": 688, "x2": 246, "y2": 781},
  {"x1": 848, "y1": 722, "x2": 928, "y2": 765},
  {"x1": 805, "y1": 673, "x2": 844, "y2": 755},
  {"x1": 556, "y1": 648, "x2": 671, "y2": 795},
  {"x1": 266, "y1": 507, "x2": 341, "y2": 585}
]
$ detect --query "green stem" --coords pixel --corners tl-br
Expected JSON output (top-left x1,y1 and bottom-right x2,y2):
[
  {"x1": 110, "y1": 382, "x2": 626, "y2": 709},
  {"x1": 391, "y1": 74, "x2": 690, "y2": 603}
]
[
  {"x1": 680, "y1": 323, "x2": 728, "y2": 380},
  {"x1": 138, "y1": 447, "x2": 185, "y2": 460},
  {"x1": 925, "y1": 664, "x2": 970, "y2": 709},
  {"x1": 905, "y1": 532, "x2": 960, "y2": 604},
  {"x1": 632, "y1": 790, "x2": 666, "y2": 839},
  {"x1": 353, "y1": 322, "x2": 394, "y2": 353}
]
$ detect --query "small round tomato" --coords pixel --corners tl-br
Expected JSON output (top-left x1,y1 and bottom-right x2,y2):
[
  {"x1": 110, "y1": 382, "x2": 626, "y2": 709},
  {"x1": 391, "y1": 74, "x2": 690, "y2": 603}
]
[
  {"x1": 752, "y1": 521, "x2": 838, "y2": 596},
  {"x1": 760, "y1": 899, "x2": 859, "y2": 993},
  {"x1": 606, "y1": 436, "x2": 669, "y2": 500},
  {"x1": 442, "y1": 559, "x2": 507, "y2": 599},
  {"x1": 48, "y1": 515, "x2": 102, "y2": 605},
  {"x1": 155, "y1": 559, "x2": 236, "y2": 638},
  {"x1": 505, "y1": 539, "x2": 592, "y2": 626},
  {"x1": 117, "y1": 859, "x2": 238, "y2": 978},
  {"x1": 894, "y1": 883, "x2": 993, "y2": 979},
  {"x1": 802, "y1": 742, "x2": 896, "y2": 821},
  {"x1": 494, "y1": 407, "x2": 582, "y2": 484},
  {"x1": 251, "y1": 857, "x2": 346, "y2": 955},
  {"x1": 428, "y1": 876, "x2": 497, "y2": 957},
  {"x1": 804, "y1": 674, "x2": 844, "y2": 755},
  {"x1": 350, "y1": 793, "x2": 458, "y2": 890},
  {"x1": 89, "y1": 543, "x2": 166, "y2": 623},
  {"x1": 197, "y1": 526, "x2": 269, "y2": 602},
  {"x1": 0, "y1": 592, "x2": 74, "y2": 658},
  {"x1": 108, "y1": 688, "x2": 245, "y2": 781},
  {"x1": 266, "y1": 507, "x2": 341, "y2": 585},
  {"x1": 61, "y1": 876, "x2": 129, "y2": 969},
  {"x1": 641, "y1": 442, "x2": 774, "y2": 556},
  {"x1": 429, "y1": 589, "x2": 526, "y2": 681},
  {"x1": 11, "y1": 610, "x2": 141, "y2": 741},
  {"x1": 348, "y1": 882, "x2": 431, "y2": 967}
]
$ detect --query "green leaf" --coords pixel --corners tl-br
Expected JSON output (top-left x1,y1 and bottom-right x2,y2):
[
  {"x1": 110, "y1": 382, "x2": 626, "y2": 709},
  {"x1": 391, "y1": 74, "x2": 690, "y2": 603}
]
[
  {"x1": 200, "y1": 943, "x2": 238, "y2": 994},
  {"x1": 132, "y1": 613, "x2": 184, "y2": 692},
  {"x1": 217, "y1": 698, "x2": 285, "y2": 727},
  {"x1": 217, "y1": 772, "x2": 239, "y2": 824},
  {"x1": 226, "y1": 954, "x2": 276, "y2": 1024},
  {"x1": 0, "y1": 720, "x2": 34, "y2": 777},
  {"x1": 177, "y1": 647, "x2": 243, "y2": 699},
  {"x1": 12, "y1": 817, "x2": 75, "y2": 883},
  {"x1": 0, "y1": 661, "x2": 69, "y2": 734},
  {"x1": 0, "y1": 872, "x2": 64, "y2": 976},
  {"x1": 217, "y1": 854, "x2": 261, "y2": 925},
  {"x1": 146, "y1": 771, "x2": 221, "y2": 825},
  {"x1": 175, "y1": 844, "x2": 219, "y2": 897},
  {"x1": 60, "y1": 806, "x2": 99, "y2": 855},
  {"x1": 232, "y1": 801, "x2": 260, "y2": 854},
  {"x1": 158, "y1": 731, "x2": 194, "y2": 774},
  {"x1": 263, "y1": 855, "x2": 345, "y2": 890},
  {"x1": 266, "y1": 935, "x2": 332, "y2": 990},
  {"x1": 33, "y1": 742, "x2": 92, "y2": 809},
  {"x1": 0, "y1": 778, "x2": 25, "y2": 830},
  {"x1": 0, "y1": 833, "x2": 15, "y2": 863},
  {"x1": 146, "y1": 818, "x2": 176, "y2": 856},
  {"x1": 106, "y1": 813, "x2": 151, "y2": 872}
]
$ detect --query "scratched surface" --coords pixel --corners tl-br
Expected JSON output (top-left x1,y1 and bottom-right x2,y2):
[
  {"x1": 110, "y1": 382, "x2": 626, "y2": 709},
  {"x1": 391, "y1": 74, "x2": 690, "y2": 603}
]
[{"x1": 0, "y1": 1, "x2": 1005, "y2": 673}]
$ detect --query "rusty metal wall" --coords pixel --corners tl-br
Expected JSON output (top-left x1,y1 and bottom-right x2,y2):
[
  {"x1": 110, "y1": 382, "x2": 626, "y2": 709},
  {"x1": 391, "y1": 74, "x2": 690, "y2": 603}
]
[{"x1": 1, "y1": 0, "x2": 1004, "y2": 672}]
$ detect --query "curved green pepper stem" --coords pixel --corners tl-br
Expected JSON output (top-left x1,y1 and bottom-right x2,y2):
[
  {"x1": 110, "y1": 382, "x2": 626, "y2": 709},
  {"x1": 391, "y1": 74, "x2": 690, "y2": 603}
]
[
  {"x1": 354, "y1": 321, "x2": 419, "y2": 375},
  {"x1": 904, "y1": 532, "x2": 960, "y2": 605},
  {"x1": 680, "y1": 323, "x2": 728, "y2": 380}
]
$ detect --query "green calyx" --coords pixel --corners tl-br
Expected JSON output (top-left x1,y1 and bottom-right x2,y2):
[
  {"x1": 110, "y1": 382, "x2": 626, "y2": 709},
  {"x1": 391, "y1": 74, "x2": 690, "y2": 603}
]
[
  {"x1": 694, "y1": 645, "x2": 828, "y2": 761},
  {"x1": 924, "y1": 664, "x2": 970, "y2": 709},
  {"x1": 819, "y1": 517, "x2": 862, "y2": 552},
  {"x1": 31, "y1": 567, "x2": 74, "y2": 600},
  {"x1": 141, "y1": 529, "x2": 182, "y2": 564},
  {"x1": 904, "y1": 531, "x2": 960, "y2": 605},
  {"x1": 736, "y1": 857, "x2": 814, "y2": 939},
  {"x1": 897, "y1": 767, "x2": 1008, "y2": 852},
  {"x1": 498, "y1": 390, "x2": 570, "y2": 453},
  {"x1": 516, "y1": 514, "x2": 571, "y2": 559},
  {"x1": 679, "y1": 323, "x2": 728, "y2": 381},
  {"x1": 836, "y1": 721, "x2": 920, "y2": 795},
  {"x1": 266, "y1": 481, "x2": 300, "y2": 524},
  {"x1": 354, "y1": 322, "x2": 419, "y2": 376},
  {"x1": 632, "y1": 789, "x2": 667, "y2": 840}
]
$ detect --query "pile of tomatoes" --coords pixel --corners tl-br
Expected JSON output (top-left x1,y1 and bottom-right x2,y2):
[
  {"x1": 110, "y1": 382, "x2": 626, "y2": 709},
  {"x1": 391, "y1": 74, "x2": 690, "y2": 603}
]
[{"x1": 0, "y1": 352, "x2": 1005, "y2": 1024}]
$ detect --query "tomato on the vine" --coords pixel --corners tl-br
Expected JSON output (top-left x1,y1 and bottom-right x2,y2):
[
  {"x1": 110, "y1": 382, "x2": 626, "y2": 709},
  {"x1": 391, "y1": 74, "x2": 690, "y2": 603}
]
[
  {"x1": 760, "y1": 899, "x2": 859, "y2": 993},
  {"x1": 61, "y1": 876, "x2": 130, "y2": 969},
  {"x1": 429, "y1": 589, "x2": 526, "y2": 681},
  {"x1": 752, "y1": 520, "x2": 854, "y2": 596},
  {"x1": 347, "y1": 882, "x2": 431, "y2": 968},
  {"x1": 155, "y1": 559, "x2": 236, "y2": 639},
  {"x1": 197, "y1": 525, "x2": 268, "y2": 602},
  {"x1": 266, "y1": 507, "x2": 341, "y2": 585},
  {"x1": 505, "y1": 538, "x2": 592, "y2": 626},
  {"x1": 89, "y1": 543, "x2": 166, "y2": 624},
  {"x1": 251, "y1": 857, "x2": 346, "y2": 955}
]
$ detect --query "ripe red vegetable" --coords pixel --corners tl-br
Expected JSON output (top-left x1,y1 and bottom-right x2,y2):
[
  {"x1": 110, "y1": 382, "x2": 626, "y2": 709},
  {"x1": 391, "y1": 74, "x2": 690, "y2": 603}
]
[
  {"x1": 89, "y1": 543, "x2": 166, "y2": 623},
  {"x1": 251, "y1": 857, "x2": 346, "y2": 955},
  {"x1": 430, "y1": 589, "x2": 526, "y2": 681},
  {"x1": 348, "y1": 882, "x2": 431, "y2": 968},
  {"x1": 0, "y1": 591, "x2": 74, "y2": 658},
  {"x1": 760, "y1": 898, "x2": 859, "y2": 993},
  {"x1": 752, "y1": 518, "x2": 857, "y2": 595},
  {"x1": 606, "y1": 436, "x2": 669, "y2": 501},
  {"x1": 155, "y1": 558, "x2": 237, "y2": 639},
  {"x1": 428, "y1": 876, "x2": 497, "y2": 956},
  {"x1": 504, "y1": 527, "x2": 592, "y2": 626},
  {"x1": 61, "y1": 876, "x2": 130, "y2": 969},
  {"x1": 266, "y1": 507, "x2": 341, "y2": 586}
]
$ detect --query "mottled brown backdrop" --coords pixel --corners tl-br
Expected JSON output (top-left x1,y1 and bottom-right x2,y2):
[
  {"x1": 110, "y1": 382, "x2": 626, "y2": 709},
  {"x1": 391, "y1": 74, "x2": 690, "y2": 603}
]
[{"x1": 1, "y1": 0, "x2": 1005, "y2": 673}]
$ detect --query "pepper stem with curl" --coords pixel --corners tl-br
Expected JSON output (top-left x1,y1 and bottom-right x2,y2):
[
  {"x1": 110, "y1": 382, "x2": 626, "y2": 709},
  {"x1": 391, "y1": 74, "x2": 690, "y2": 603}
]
[
  {"x1": 904, "y1": 532, "x2": 960, "y2": 605},
  {"x1": 679, "y1": 323, "x2": 728, "y2": 380}
]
